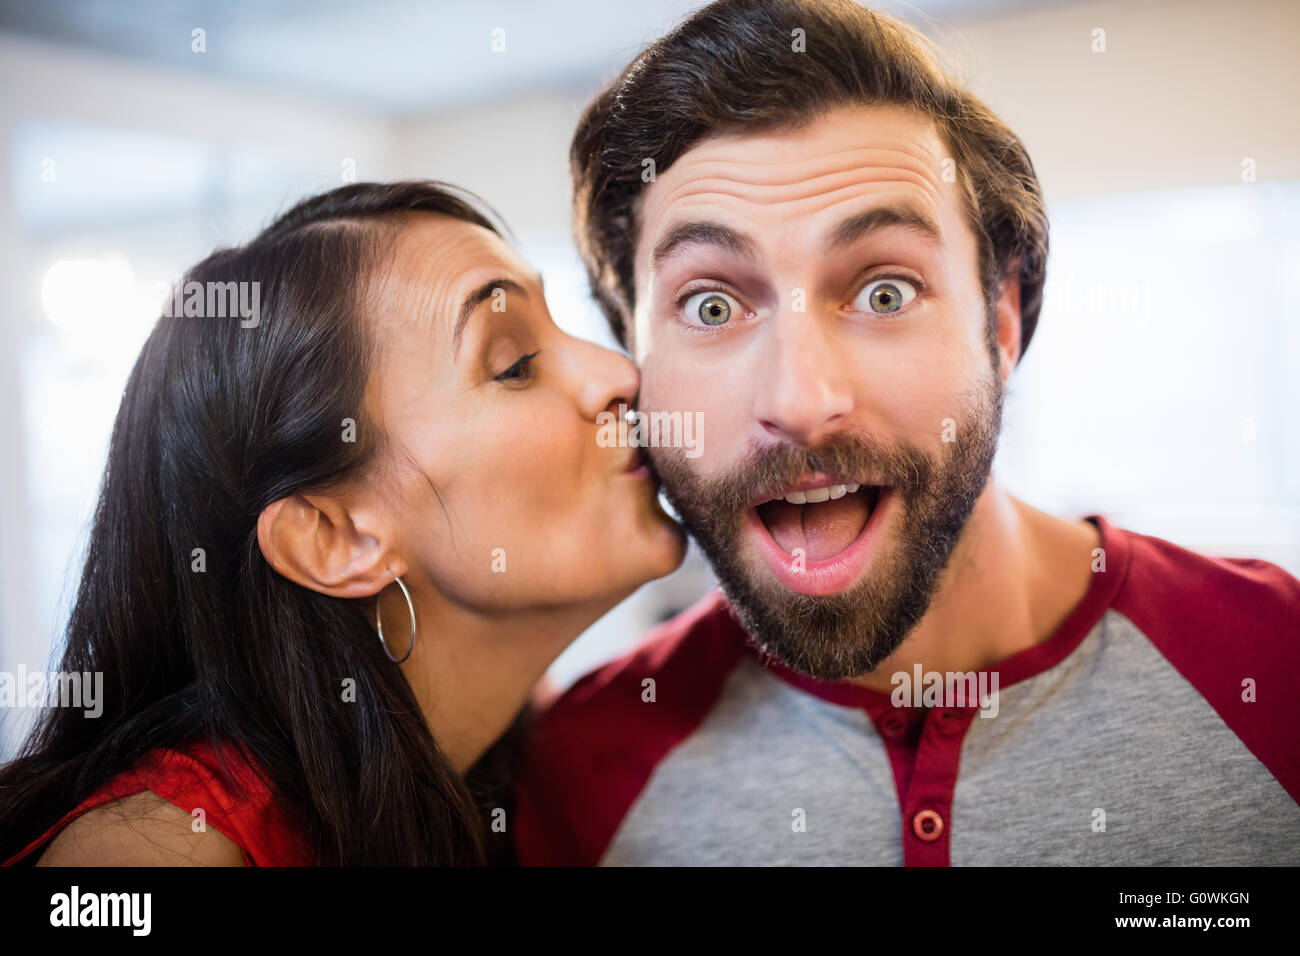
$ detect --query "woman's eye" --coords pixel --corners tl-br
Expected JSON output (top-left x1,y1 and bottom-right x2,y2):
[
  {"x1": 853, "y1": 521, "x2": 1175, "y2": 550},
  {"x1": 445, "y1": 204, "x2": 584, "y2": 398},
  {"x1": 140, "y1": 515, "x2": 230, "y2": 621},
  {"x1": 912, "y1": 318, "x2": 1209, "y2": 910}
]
[
  {"x1": 851, "y1": 277, "x2": 918, "y2": 316},
  {"x1": 495, "y1": 351, "x2": 538, "y2": 382},
  {"x1": 683, "y1": 291, "x2": 740, "y2": 327}
]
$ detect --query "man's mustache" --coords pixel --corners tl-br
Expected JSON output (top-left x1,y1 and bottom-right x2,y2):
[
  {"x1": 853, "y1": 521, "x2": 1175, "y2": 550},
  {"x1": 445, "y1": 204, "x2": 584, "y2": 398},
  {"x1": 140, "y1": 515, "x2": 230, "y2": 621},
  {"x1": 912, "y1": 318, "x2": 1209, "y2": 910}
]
[{"x1": 649, "y1": 431, "x2": 936, "y2": 516}]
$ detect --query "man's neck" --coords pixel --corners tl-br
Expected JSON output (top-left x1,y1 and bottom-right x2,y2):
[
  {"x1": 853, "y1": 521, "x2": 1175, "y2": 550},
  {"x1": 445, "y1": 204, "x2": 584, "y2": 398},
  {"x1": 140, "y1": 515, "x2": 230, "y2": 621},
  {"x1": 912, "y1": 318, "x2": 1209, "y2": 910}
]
[{"x1": 849, "y1": 483, "x2": 1101, "y2": 694}]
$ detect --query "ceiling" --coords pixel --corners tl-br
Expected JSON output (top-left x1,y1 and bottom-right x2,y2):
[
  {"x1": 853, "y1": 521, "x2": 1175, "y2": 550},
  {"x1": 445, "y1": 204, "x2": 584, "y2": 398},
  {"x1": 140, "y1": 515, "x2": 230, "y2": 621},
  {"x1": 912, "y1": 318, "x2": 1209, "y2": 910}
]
[{"x1": 0, "y1": 0, "x2": 1075, "y2": 115}]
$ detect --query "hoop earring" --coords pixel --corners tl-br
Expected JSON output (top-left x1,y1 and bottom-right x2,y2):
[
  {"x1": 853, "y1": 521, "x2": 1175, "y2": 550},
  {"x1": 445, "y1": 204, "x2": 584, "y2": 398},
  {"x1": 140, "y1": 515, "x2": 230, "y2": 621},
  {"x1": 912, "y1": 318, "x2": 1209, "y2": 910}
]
[{"x1": 375, "y1": 572, "x2": 416, "y2": 664}]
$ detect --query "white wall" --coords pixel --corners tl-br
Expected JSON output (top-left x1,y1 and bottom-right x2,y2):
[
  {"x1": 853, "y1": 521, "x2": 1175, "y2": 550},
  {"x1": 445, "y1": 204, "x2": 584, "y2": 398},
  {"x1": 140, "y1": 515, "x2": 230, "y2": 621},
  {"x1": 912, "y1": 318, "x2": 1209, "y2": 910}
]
[{"x1": 939, "y1": 0, "x2": 1300, "y2": 200}]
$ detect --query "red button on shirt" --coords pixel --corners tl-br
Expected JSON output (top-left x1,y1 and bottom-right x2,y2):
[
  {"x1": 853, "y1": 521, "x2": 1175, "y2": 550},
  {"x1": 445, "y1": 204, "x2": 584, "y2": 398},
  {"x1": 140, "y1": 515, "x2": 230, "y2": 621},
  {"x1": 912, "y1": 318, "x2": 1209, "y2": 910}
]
[
  {"x1": 933, "y1": 709, "x2": 965, "y2": 734},
  {"x1": 879, "y1": 712, "x2": 907, "y2": 738},
  {"x1": 912, "y1": 809, "x2": 944, "y2": 842}
]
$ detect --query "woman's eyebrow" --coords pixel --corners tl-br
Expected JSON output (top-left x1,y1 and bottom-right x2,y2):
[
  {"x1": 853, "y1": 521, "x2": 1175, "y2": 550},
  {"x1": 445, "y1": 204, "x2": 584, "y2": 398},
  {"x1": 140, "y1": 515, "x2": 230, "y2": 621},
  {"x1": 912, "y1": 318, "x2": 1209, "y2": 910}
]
[{"x1": 452, "y1": 277, "x2": 528, "y2": 358}]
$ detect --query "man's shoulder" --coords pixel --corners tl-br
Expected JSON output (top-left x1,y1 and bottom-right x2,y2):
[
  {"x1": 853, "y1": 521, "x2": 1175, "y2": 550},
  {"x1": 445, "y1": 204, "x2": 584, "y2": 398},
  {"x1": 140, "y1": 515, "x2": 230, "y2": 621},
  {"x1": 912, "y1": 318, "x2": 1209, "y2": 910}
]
[
  {"x1": 1106, "y1": 518, "x2": 1300, "y2": 640},
  {"x1": 543, "y1": 588, "x2": 744, "y2": 716},
  {"x1": 513, "y1": 588, "x2": 751, "y2": 865},
  {"x1": 1103, "y1": 517, "x2": 1300, "y2": 802}
]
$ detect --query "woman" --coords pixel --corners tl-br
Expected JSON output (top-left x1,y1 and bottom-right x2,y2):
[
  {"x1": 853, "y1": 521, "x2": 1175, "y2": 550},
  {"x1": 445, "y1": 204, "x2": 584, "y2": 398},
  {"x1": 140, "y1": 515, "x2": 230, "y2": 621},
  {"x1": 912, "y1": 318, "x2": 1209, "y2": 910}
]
[{"x1": 0, "y1": 181, "x2": 685, "y2": 865}]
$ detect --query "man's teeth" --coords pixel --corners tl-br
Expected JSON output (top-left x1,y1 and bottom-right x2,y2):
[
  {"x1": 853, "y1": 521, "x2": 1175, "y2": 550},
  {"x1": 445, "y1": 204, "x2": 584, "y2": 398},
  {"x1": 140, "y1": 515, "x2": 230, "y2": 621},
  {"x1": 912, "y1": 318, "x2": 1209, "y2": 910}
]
[{"x1": 773, "y1": 482, "x2": 861, "y2": 505}]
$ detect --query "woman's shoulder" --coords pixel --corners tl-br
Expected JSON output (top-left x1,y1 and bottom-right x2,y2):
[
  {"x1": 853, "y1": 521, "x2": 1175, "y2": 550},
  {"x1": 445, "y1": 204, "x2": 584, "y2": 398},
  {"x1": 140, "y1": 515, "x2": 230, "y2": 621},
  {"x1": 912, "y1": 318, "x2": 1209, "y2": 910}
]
[
  {"x1": 35, "y1": 788, "x2": 247, "y2": 866},
  {"x1": 7, "y1": 739, "x2": 315, "y2": 866}
]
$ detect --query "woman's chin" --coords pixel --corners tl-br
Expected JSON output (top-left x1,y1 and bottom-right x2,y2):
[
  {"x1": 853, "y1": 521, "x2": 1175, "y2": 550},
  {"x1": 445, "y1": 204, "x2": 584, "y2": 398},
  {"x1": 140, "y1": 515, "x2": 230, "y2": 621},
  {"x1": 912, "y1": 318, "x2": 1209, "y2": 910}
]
[
  {"x1": 605, "y1": 516, "x2": 689, "y2": 597},
  {"x1": 644, "y1": 531, "x2": 689, "y2": 586},
  {"x1": 646, "y1": 502, "x2": 690, "y2": 572},
  {"x1": 622, "y1": 480, "x2": 690, "y2": 572}
]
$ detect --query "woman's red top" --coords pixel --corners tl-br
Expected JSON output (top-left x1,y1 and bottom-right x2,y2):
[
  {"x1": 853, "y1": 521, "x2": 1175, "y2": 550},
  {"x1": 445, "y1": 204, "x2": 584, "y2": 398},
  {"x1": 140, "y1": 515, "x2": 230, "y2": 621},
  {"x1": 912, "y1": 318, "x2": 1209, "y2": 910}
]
[{"x1": 3, "y1": 740, "x2": 314, "y2": 866}]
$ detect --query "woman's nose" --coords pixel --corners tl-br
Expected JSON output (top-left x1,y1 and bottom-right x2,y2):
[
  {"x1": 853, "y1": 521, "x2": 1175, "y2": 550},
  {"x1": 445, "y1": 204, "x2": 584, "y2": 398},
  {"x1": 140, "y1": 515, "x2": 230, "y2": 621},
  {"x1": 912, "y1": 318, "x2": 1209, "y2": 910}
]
[{"x1": 573, "y1": 340, "x2": 640, "y2": 423}]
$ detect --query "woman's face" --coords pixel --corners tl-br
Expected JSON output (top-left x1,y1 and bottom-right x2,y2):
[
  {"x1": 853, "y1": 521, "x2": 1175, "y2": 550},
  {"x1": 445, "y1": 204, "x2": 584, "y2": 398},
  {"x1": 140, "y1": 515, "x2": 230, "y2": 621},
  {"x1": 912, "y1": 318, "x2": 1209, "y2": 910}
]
[{"x1": 364, "y1": 213, "x2": 685, "y2": 615}]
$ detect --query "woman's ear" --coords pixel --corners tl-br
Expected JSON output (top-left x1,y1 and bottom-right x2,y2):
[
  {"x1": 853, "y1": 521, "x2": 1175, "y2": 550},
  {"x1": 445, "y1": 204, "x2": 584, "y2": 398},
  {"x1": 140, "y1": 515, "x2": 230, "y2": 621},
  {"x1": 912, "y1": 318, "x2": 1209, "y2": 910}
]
[{"x1": 256, "y1": 494, "x2": 403, "y2": 599}]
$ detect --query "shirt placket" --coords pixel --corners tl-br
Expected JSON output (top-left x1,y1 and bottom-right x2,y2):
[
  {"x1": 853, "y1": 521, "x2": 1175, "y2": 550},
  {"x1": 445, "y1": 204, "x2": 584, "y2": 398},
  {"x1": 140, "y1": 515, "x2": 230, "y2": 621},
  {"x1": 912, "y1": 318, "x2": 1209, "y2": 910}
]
[{"x1": 868, "y1": 702, "x2": 976, "y2": 866}]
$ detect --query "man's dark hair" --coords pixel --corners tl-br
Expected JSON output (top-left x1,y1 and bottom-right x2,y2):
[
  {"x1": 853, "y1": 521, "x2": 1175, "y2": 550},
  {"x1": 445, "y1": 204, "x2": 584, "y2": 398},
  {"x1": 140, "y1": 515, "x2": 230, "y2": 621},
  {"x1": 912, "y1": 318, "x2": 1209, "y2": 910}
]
[{"x1": 571, "y1": 0, "x2": 1049, "y2": 361}]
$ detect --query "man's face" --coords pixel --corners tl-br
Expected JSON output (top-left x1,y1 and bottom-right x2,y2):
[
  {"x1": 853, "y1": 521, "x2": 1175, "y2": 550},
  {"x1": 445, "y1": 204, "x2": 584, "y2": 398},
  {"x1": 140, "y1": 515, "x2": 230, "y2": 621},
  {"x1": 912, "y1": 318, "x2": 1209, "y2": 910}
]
[{"x1": 631, "y1": 103, "x2": 1013, "y2": 680}]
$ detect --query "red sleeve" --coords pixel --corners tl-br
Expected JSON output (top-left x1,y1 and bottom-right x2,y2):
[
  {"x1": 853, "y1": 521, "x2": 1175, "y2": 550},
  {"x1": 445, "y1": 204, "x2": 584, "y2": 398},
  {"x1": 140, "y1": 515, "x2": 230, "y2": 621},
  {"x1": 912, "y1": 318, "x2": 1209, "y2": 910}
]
[
  {"x1": 3, "y1": 740, "x2": 313, "y2": 866},
  {"x1": 1111, "y1": 526, "x2": 1300, "y2": 803},
  {"x1": 513, "y1": 590, "x2": 745, "y2": 866}
]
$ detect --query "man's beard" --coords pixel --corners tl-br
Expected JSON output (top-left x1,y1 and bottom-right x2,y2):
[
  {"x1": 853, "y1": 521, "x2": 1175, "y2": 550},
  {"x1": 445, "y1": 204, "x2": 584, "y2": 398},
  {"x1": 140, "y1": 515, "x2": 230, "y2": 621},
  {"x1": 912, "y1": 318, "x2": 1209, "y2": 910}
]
[{"x1": 649, "y1": 367, "x2": 1004, "y2": 681}]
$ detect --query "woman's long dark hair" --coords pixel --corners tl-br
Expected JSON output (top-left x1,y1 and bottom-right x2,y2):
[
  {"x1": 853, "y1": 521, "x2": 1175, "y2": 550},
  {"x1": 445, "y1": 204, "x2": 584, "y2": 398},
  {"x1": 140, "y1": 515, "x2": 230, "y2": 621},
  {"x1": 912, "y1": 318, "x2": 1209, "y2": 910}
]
[{"x1": 0, "y1": 180, "x2": 524, "y2": 865}]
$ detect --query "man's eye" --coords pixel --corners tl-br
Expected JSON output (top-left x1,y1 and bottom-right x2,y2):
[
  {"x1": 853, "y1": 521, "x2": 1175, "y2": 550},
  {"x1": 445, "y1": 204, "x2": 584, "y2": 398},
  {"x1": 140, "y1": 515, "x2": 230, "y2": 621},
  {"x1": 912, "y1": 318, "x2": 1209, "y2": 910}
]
[
  {"x1": 495, "y1": 351, "x2": 539, "y2": 382},
  {"x1": 684, "y1": 291, "x2": 740, "y2": 327},
  {"x1": 851, "y1": 277, "x2": 918, "y2": 315}
]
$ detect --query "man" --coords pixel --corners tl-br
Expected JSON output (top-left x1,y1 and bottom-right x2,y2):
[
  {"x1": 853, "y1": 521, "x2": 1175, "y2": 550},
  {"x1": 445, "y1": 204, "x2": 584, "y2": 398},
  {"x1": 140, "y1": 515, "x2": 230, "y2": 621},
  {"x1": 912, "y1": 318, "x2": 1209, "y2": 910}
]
[{"x1": 513, "y1": 0, "x2": 1300, "y2": 865}]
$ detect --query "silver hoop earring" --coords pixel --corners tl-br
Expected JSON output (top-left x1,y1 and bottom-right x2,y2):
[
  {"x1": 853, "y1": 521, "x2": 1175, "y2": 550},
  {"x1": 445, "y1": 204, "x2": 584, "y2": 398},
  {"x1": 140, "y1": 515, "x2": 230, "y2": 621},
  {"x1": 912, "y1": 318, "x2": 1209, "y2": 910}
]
[{"x1": 375, "y1": 572, "x2": 416, "y2": 664}]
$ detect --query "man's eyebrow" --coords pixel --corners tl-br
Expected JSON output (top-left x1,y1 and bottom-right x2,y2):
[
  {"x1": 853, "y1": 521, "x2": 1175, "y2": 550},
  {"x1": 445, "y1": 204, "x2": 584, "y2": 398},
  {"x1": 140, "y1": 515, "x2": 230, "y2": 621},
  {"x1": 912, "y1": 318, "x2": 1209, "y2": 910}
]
[
  {"x1": 825, "y1": 203, "x2": 945, "y2": 254},
  {"x1": 452, "y1": 277, "x2": 528, "y2": 358},
  {"x1": 651, "y1": 220, "x2": 758, "y2": 270}
]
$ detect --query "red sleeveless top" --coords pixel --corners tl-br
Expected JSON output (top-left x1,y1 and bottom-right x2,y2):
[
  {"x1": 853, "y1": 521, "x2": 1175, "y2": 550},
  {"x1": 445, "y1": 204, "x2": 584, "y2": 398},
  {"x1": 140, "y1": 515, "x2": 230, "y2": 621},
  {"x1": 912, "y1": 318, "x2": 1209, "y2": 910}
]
[{"x1": 3, "y1": 740, "x2": 314, "y2": 866}]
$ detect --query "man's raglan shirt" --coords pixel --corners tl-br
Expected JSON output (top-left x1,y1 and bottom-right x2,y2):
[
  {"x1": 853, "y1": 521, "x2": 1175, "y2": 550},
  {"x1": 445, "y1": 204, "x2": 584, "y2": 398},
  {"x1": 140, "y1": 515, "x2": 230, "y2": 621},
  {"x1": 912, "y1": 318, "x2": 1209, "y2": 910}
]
[{"x1": 513, "y1": 515, "x2": 1300, "y2": 865}]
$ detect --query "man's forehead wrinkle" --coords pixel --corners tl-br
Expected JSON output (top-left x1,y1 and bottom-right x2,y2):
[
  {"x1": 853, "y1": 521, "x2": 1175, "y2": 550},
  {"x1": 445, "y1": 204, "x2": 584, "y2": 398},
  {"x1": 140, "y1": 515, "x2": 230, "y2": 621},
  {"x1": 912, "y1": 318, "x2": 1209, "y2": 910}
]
[
  {"x1": 657, "y1": 170, "x2": 944, "y2": 214},
  {"x1": 667, "y1": 139, "x2": 945, "y2": 181},
  {"x1": 652, "y1": 147, "x2": 947, "y2": 218}
]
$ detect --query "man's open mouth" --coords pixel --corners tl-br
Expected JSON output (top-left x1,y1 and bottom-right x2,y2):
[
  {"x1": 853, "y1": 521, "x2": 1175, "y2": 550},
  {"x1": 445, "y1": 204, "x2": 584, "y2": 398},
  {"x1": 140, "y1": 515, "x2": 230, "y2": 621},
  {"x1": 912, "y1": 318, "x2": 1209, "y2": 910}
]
[
  {"x1": 754, "y1": 483, "x2": 883, "y2": 560},
  {"x1": 746, "y1": 478, "x2": 893, "y2": 596}
]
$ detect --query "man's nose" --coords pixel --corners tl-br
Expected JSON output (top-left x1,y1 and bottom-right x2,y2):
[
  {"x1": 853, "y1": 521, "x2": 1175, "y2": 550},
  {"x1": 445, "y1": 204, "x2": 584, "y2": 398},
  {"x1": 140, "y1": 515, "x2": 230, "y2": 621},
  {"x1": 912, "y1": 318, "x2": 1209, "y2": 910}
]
[{"x1": 752, "y1": 309, "x2": 854, "y2": 446}]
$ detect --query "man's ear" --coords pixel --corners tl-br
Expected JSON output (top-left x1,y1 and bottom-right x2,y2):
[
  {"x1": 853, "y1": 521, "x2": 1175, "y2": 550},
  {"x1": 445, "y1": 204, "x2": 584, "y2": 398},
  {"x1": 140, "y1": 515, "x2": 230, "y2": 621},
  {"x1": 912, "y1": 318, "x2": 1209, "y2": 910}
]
[
  {"x1": 256, "y1": 494, "x2": 402, "y2": 600},
  {"x1": 993, "y1": 265, "x2": 1023, "y2": 383}
]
